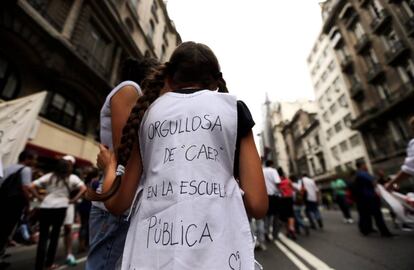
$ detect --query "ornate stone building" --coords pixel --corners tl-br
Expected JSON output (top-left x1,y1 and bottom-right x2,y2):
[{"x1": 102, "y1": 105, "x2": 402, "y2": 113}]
[
  {"x1": 321, "y1": 0, "x2": 414, "y2": 174},
  {"x1": 0, "y1": 0, "x2": 181, "y2": 167}
]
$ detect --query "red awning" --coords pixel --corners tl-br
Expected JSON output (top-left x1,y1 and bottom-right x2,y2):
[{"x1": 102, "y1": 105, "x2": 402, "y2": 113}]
[{"x1": 26, "y1": 143, "x2": 93, "y2": 167}]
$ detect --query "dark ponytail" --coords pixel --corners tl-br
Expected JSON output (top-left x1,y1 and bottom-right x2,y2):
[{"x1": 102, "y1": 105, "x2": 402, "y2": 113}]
[{"x1": 85, "y1": 65, "x2": 167, "y2": 201}]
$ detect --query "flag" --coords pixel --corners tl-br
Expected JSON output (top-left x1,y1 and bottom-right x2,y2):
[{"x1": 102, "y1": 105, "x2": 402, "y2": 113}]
[{"x1": 0, "y1": 92, "x2": 47, "y2": 177}]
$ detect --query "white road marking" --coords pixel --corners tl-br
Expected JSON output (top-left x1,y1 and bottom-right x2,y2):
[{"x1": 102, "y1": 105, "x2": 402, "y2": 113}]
[
  {"x1": 275, "y1": 240, "x2": 311, "y2": 270},
  {"x1": 278, "y1": 233, "x2": 335, "y2": 270},
  {"x1": 56, "y1": 256, "x2": 87, "y2": 270}
]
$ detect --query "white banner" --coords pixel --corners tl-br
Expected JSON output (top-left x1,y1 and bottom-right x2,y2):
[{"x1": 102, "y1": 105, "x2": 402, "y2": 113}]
[
  {"x1": 0, "y1": 92, "x2": 47, "y2": 177},
  {"x1": 377, "y1": 184, "x2": 414, "y2": 225}
]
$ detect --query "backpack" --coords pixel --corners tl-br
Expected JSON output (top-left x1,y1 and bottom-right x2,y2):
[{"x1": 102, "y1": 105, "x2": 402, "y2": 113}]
[{"x1": 0, "y1": 167, "x2": 25, "y2": 201}]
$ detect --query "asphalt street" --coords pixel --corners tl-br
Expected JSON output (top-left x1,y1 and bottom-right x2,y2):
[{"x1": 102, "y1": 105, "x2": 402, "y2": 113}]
[
  {"x1": 2, "y1": 210, "x2": 414, "y2": 269},
  {"x1": 255, "y1": 210, "x2": 414, "y2": 270}
]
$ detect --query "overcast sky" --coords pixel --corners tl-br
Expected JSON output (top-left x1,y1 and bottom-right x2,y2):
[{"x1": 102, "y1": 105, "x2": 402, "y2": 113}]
[{"x1": 167, "y1": 0, "x2": 324, "y2": 138}]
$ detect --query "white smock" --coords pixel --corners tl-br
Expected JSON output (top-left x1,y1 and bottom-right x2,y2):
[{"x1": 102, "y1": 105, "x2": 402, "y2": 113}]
[{"x1": 122, "y1": 90, "x2": 254, "y2": 270}]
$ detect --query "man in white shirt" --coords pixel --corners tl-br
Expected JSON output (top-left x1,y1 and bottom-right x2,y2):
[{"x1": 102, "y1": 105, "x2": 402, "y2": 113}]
[
  {"x1": 255, "y1": 160, "x2": 281, "y2": 250},
  {"x1": 301, "y1": 173, "x2": 323, "y2": 229}
]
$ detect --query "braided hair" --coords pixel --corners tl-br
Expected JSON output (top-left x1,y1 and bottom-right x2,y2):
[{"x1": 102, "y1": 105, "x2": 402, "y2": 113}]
[{"x1": 87, "y1": 42, "x2": 228, "y2": 201}]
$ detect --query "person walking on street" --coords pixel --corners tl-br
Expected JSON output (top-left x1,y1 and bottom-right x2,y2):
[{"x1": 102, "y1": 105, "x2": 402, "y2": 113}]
[
  {"x1": 88, "y1": 41, "x2": 268, "y2": 269},
  {"x1": 301, "y1": 173, "x2": 323, "y2": 230},
  {"x1": 278, "y1": 168, "x2": 296, "y2": 240},
  {"x1": 352, "y1": 161, "x2": 393, "y2": 237},
  {"x1": 331, "y1": 178, "x2": 353, "y2": 224},
  {"x1": 31, "y1": 158, "x2": 86, "y2": 270},
  {"x1": 291, "y1": 175, "x2": 310, "y2": 236},
  {"x1": 254, "y1": 160, "x2": 280, "y2": 250},
  {"x1": 0, "y1": 151, "x2": 36, "y2": 266},
  {"x1": 85, "y1": 58, "x2": 158, "y2": 270},
  {"x1": 61, "y1": 155, "x2": 79, "y2": 266}
]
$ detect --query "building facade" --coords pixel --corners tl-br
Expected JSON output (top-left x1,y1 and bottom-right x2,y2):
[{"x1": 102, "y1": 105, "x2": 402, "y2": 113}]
[
  {"x1": 282, "y1": 108, "x2": 329, "y2": 181},
  {"x1": 270, "y1": 100, "x2": 316, "y2": 175},
  {"x1": 307, "y1": 32, "x2": 371, "y2": 175},
  {"x1": 321, "y1": 0, "x2": 414, "y2": 174},
  {"x1": 0, "y1": 0, "x2": 181, "y2": 167}
]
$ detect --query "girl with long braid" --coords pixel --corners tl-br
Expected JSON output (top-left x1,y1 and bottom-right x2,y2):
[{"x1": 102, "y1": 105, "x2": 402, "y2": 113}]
[{"x1": 88, "y1": 42, "x2": 267, "y2": 270}]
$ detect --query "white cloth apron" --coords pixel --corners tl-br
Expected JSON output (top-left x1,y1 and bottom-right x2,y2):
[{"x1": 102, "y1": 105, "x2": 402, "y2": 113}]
[{"x1": 122, "y1": 90, "x2": 254, "y2": 270}]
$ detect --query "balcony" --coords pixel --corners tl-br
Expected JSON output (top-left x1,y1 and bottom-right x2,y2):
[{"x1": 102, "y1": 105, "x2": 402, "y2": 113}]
[
  {"x1": 352, "y1": 83, "x2": 414, "y2": 129},
  {"x1": 332, "y1": 33, "x2": 344, "y2": 49},
  {"x1": 75, "y1": 45, "x2": 109, "y2": 78},
  {"x1": 340, "y1": 55, "x2": 353, "y2": 73},
  {"x1": 349, "y1": 78, "x2": 365, "y2": 101},
  {"x1": 354, "y1": 34, "x2": 370, "y2": 54},
  {"x1": 404, "y1": 17, "x2": 414, "y2": 37},
  {"x1": 366, "y1": 64, "x2": 384, "y2": 83},
  {"x1": 385, "y1": 39, "x2": 409, "y2": 66},
  {"x1": 370, "y1": 9, "x2": 391, "y2": 33},
  {"x1": 345, "y1": 13, "x2": 359, "y2": 29},
  {"x1": 27, "y1": 0, "x2": 64, "y2": 31}
]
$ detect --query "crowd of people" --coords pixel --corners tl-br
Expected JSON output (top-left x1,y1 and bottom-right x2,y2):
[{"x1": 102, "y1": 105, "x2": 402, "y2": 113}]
[
  {"x1": 0, "y1": 41, "x2": 413, "y2": 270},
  {"x1": 0, "y1": 152, "x2": 98, "y2": 269}
]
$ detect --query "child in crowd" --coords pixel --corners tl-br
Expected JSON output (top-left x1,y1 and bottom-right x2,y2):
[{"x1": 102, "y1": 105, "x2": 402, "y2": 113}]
[{"x1": 89, "y1": 41, "x2": 267, "y2": 269}]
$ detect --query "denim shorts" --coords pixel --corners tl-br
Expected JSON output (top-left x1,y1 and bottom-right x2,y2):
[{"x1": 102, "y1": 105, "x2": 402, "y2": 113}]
[{"x1": 86, "y1": 206, "x2": 130, "y2": 270}]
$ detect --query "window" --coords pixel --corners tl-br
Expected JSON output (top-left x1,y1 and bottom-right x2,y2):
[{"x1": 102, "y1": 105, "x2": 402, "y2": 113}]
[
  {"x1": 338, "y1": 94, "x2": 348, "y2": 107},
  {"x1": 334, "y1": 121, "x2": 343, "y2": 133},
  {"x1": 329, "y1": 102, "x2": 338, "y2": 114},
  {"x1": 349, "y1": 134, "x2": 361, "y2": 147},
  {"x1": 160, "y1": 45, "x2": 166, "y2": 61},
  {"x1": 344, "y1": 113, "x2": 352, "y2": 128},
  {"x1": 353, "y1": 22, "x2": 366, "y2": 40},
  {"x1": 378, "y1": 82, "x2": 391, "y2": 100},
  {"x1": 148, "y1": 19, "x2": 155, "y2": 39},
  {"x1": 321, "y1": 71, "x2": 328, "y2": 82},
  {"x1": 331, "y1": 146, "x2": 339, "y2": 160},
  {"x1": 83, "y1": 21, "x2": 111, "y2": 70},
  {"x1": 40, "y1": 92, "x2": 86, "y2": 134},
  {"x1": 315, "y1": 135, "x2": 320, "y2": 146},
  {"x1": 327, "y1": 128, "x2": 334, "y2": 139},
  {"x1": 326, "y1": 87, "x2": 332, "y2": 101},
  {"x1": 369, "y1": 0, "x2": 384, "y2": 19},
  {"x1": 364, "y1": 48, "x2": 379, "y2": 69},
  {"x1": 323, "y1": 111, "x2": 330, "y2": 123},
  {"x1": 151, "y1": 0, "x2": 159, "y2": 22},
  {"x1": 333, "y1": 77, "x2": 341, "y2": 92},
  {"x1": 398, "y1": 60, "x2": 414, "y2": 84},
  {"x1": 0, "y1": 55, "x2": 20, "y2": 100},
  {"x1": 327, "y1": 60, "x2": 335, "y2": 72},
  {"x1": 340, "y1": 140, "x2": 349, "y2": 152},
  {"x1": 382, "y1": 28, "x2": 399, "y2": 51}
]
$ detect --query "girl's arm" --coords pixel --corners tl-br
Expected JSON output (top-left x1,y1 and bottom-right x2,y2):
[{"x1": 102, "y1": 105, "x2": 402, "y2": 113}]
[
  {"x1": 98, "y1": 143, "x2": 142, "y2": 215},
  {"x1": 69, "y1": 184, "x2": 87, "y2": 204},
  {"x1": 111, "y1": 86, "x2": 140, "y2": 149},
  {"x1": 238, "y1": 131, "x2": 268, "y2": 219}
]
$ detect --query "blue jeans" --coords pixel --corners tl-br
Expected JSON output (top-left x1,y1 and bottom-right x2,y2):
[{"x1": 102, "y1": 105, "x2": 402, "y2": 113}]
[{"x1": 86, "y1": 206, "x2": 130, "y2": 270}]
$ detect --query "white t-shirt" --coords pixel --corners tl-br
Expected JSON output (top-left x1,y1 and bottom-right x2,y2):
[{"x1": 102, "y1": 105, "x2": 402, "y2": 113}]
[
  {"x1": 263, "y1": 166, "x2": 281, "y2": 196},
  {"x1": 402, "y1": 139, "x2": 414, "y2": 176},
  {"x1": 94, "y1": 81, "x2": 142, "y2": 211},
  {"x1": 33, "y1": 173, "x2": 84, "y2": 209},
  {"x1": 0, "y1": 164, "x2": 32, "y2": 187},
  {"x1": 301, "y1": 176, "x2": 319, "y2": 202}
]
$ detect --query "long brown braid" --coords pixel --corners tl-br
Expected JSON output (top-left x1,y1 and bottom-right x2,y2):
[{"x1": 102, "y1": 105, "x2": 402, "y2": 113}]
[{"x1": 86, "y1": 42, "x2": 228, "y2": 201}]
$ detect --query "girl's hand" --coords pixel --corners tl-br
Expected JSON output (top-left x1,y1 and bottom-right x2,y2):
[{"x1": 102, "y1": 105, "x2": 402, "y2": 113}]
[{"x1": 97, "y1": 144, "x2": 116, "y2": 172}]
